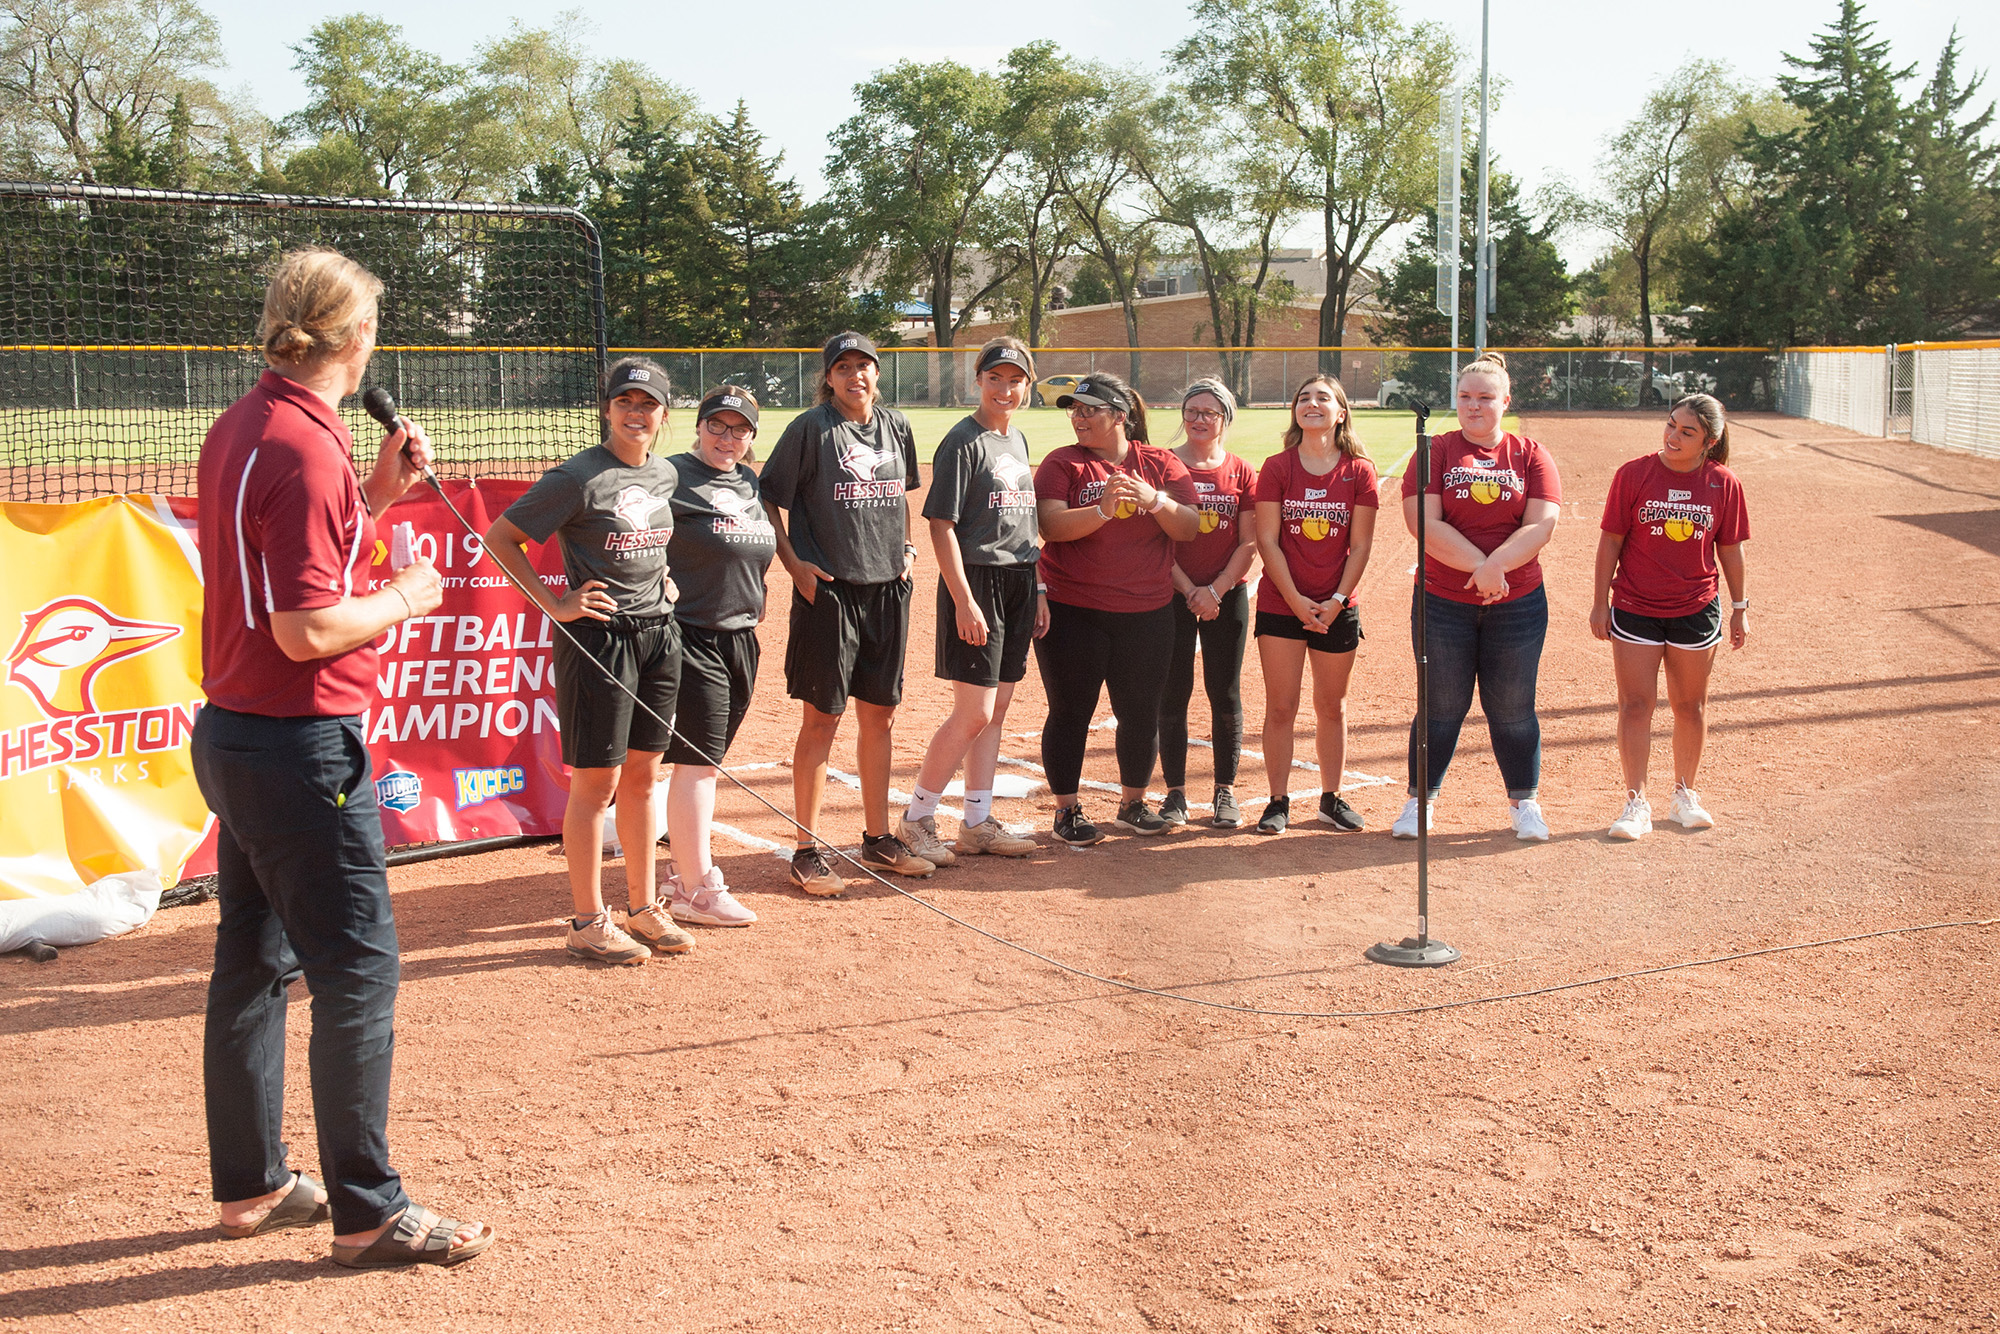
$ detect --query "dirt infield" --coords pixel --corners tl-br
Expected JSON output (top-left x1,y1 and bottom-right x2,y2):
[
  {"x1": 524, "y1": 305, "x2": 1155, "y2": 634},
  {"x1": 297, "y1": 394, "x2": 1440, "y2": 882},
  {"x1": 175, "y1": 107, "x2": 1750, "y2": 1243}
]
[{"x1": 3, "y1": 412, "x2": 1997, "y2": 1332}]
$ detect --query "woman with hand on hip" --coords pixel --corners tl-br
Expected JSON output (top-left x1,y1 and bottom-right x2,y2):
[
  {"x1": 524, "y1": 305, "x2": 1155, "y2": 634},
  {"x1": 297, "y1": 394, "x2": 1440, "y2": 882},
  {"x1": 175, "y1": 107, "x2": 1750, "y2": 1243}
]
[
  {"x1": 661, "y1": 386, "x2": 778, "y2": 927},
  {"x1": 1157, "y1": 378, "x2": 1259, "y2": 829},
  {"x1": 1251, "y1": 375, "x2": 1379, "y2": 835},
  {"x1": 1033, "y1": 372, "x2": 1201, "y2": 844},
  {"x1": 1590, "y1": 393, "x2": 1750, "y2": 840},
  {"x1": 897, "y1": 338, "x2": 1045, "y2": 865},
  {"x1": 1394, "y1": 352, "x2": 1562, "y2": 843},
  {"x1": 485, "y1": 357, "x2": 692, "y2": 966}
]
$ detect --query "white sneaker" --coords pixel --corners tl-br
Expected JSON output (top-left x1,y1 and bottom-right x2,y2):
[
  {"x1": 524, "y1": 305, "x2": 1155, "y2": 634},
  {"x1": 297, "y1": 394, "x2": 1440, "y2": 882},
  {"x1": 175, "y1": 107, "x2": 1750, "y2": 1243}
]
[
  {"x1": 1608, "y1": 792, "x2": 1652, "y2": 841},
  {"x1": 1390, "y1": 797, "x2": 1435, "y2": 840},
  {"x1": 1511, "y1": 798, "x2": 1550, "y2": 842},
  {"x1": 1669, "y1": 784, "x2": 1714, "y2": 829},
  {"x1": 671, "y1": 866, "x2": 757, "y2": 927},
  {"x1": 897, "y1": 814, "x2": 958, "y2": 867}
]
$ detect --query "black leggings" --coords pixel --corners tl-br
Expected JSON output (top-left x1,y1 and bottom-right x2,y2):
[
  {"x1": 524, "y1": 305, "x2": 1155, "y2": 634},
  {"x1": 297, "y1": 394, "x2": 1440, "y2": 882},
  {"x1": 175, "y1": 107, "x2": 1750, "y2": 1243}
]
[
  {"x1": 1157, "y1": 584, "x2": 1249, "y2": 788},
  {"x1": 1034, "y1": 598, "x2": 1177, "y2": 796}
]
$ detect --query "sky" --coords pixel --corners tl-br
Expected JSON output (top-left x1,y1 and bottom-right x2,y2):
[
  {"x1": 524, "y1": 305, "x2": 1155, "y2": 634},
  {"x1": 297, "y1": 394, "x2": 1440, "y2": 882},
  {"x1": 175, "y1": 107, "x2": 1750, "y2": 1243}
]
[{"x1": 200, "y1": 0, "x2": 1997, "y2": 268}]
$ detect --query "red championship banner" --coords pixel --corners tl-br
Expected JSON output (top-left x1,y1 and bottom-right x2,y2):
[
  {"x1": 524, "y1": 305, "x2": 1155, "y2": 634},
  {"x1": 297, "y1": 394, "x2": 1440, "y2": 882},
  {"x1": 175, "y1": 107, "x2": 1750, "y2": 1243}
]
[{"x1": 352, "y1": 478, "x2": 573, "y2": 848}]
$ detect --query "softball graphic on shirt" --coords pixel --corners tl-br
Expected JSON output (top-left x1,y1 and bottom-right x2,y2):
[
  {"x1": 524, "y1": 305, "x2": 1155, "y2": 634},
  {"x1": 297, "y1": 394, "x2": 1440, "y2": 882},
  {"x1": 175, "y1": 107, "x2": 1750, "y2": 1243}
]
[
  {"x1": 1469, "y1": 478, "x2": 1502, "y2": 504},
  {"x1": 1198, "y1": 508, "x2": 1222, "y2": 534},
  {"x1": 1663, "y1": 517, "x2": 1695, "y2": 541}
]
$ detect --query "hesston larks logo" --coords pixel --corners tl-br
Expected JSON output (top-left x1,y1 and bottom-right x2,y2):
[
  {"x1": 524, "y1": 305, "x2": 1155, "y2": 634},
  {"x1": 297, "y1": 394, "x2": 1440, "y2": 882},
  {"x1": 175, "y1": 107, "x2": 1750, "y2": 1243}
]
[{"x1": 2, "y1": 596, "x2": 197, "y2": 783}]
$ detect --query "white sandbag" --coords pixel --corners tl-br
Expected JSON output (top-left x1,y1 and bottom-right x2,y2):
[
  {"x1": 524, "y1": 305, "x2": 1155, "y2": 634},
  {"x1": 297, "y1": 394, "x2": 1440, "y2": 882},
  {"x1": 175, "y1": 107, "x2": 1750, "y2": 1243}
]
[{"x1": 0, "y1": 868, "x2": 162, "y2": 954}]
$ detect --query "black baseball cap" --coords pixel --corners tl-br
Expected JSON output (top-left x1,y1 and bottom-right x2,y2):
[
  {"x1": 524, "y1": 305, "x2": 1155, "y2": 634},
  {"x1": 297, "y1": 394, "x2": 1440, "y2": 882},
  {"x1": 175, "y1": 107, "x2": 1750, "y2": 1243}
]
[
  {"x1": 696, "y1": 390, "x2": 760, "y2": 431},
  {"x1": 977, "y1": 344, "x2": 1035, "y2": 377},
  {"x1": 1055, "y1": 377, "x2": 1130, "y2": 414},
  {"x1": 822, "y1": 332, "x2": 880, "y2": 373},
  {"x1": 604, "y1": 361, "x2": 669, "y2": 406}
]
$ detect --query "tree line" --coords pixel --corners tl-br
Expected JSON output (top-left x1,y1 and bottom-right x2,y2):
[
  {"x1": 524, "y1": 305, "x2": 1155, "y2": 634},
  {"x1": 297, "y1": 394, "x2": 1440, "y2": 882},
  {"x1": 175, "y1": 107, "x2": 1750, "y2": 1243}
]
[{"x1": 3, "y1": 0, "x2": 1994, "y2": 367}]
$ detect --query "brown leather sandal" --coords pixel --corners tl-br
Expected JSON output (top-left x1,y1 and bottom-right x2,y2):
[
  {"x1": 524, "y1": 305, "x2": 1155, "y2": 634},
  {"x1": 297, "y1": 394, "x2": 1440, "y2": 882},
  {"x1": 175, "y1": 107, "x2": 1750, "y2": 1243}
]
[
  {"x1": 219, "y1": 1173, "x2": 332, "y2": 1239},
  {"x1": 330, "y1": 1204, "x2": 495, "y2": 1269}
]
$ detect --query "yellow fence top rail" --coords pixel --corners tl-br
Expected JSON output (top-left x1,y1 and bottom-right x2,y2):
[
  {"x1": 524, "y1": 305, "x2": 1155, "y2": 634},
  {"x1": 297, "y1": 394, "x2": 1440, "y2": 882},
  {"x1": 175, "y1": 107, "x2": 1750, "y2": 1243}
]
[{"x1": 10, "y1": 340, "x2": 1997, "y2": 355}]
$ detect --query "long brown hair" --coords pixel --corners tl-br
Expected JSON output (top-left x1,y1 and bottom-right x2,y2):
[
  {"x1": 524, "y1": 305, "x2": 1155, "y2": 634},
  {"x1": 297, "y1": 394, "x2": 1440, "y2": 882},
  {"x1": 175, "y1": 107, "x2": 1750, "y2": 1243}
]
[
  {"x1": 259, "y1": 247, "x2": 381, "y2": 368},
  {"x1": 1282, "y1": 374, "x2": 1368, "y2": 459},
  {"x1": 1674, "y1": 392, "x2": 1730, "y2": 465}
]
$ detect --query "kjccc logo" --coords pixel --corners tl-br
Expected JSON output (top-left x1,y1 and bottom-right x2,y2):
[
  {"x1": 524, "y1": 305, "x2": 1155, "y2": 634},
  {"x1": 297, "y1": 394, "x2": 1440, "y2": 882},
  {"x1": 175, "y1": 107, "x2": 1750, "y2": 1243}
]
[{"x1": 4, "y1": 596, "x2": 181, "y2": 719}]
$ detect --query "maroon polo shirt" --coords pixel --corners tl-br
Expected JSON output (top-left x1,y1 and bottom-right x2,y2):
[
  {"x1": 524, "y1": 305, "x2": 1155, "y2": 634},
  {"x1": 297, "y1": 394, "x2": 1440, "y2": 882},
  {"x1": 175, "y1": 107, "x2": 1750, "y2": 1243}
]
[{"x1": 197, "y1": 370, "x2": 379, "y2": 717}]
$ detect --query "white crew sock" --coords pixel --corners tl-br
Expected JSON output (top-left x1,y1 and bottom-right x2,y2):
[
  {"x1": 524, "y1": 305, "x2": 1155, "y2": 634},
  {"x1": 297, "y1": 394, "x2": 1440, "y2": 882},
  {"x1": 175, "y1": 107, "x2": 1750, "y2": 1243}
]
[
  {"x1": 962, "y1": 790, "x2": 993, "y2": 827},
  {"x1": 907, "y1": 784, "x2": 943, "y2": 822}
]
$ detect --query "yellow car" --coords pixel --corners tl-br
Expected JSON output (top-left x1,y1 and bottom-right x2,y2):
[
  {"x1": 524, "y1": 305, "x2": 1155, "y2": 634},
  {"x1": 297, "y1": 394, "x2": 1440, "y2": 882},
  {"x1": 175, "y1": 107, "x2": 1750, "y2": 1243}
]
[{"x1": 1034, "y1": 374, "x2": 1085, "y2": 407}]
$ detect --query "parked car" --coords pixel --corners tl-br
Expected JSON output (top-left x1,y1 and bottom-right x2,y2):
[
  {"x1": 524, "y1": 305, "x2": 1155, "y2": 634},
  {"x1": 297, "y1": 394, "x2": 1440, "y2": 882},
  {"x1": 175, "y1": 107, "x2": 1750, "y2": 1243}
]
[{"x1": 1034, "y1": 374, "x2": 1085, "y2": 407}]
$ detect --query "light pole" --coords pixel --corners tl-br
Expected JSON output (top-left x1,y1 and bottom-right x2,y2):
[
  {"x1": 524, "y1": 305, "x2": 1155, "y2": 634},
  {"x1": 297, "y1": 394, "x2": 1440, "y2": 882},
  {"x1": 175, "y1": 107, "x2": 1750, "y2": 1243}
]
[{"x1": 1473, "y1": 0, "x2": 1492, "y2": 354}]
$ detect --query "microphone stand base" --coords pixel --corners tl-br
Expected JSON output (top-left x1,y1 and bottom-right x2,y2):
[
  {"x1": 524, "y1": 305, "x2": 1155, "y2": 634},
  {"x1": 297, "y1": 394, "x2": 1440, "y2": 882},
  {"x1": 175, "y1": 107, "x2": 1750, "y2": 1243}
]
[{"x1": 1365, "y1": 937, "x2": 1461, "y2": 969}]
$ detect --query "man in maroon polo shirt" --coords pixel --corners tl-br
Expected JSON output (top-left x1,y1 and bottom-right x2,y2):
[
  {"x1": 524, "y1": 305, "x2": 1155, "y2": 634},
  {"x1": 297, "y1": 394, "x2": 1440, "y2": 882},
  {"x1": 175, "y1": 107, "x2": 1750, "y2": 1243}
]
[{"x1": 191, "y1": 248, "x2": 492, "y2": 1268}]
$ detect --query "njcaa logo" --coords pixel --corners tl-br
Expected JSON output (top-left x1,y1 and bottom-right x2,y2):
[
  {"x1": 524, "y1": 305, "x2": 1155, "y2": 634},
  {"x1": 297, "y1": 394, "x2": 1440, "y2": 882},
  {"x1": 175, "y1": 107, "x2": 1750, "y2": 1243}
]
[
  {"x1": 376, "y1": 769, "x2": 422, "y2": 813},
  {"x1": 454, "y1": 765, "x2": 525, "y2": 810},
  {"x1": 1444, "y1": 462, "x2": 1523, "y2": 505},
  {"x1": 5, "y1": 596, "x2": 181, "y2": 718}
]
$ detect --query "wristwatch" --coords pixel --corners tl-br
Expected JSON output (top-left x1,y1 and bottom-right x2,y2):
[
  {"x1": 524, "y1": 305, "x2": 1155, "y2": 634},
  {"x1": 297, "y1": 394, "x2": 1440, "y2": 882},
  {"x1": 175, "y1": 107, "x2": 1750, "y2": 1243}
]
[{"x1": 1731, "y1": 599, "x2": 1749, "y2": 609}]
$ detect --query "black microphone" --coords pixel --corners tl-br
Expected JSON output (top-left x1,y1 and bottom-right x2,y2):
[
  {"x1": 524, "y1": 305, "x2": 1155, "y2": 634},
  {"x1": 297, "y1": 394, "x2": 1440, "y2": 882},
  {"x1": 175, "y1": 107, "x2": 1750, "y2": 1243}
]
[{"x1": 360, "y1": 386, "x2": 437, "y2": 484}]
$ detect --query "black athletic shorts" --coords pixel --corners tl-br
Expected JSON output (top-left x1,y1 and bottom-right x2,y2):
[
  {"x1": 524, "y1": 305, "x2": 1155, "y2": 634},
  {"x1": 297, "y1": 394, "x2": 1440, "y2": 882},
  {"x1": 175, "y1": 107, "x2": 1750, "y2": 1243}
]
[
  {"x1": 1254, "y1": 603, "x2": 1363, "y2": 654},
  {"x1": 554, "y1": 614, "x2": 680, "y2": 768},
  {"x1": 785, "y1": 576, "x2": 911, "y2": 714},
  {"x1": 936, "y1": 565, "x2": 1037, "y2": 688},
  {"x1": 1610, "y1": 598, "x2": 1722, "y2": 650},
  {"x1": 663, "y1": 623, "x2": 760, "y2": 767}
]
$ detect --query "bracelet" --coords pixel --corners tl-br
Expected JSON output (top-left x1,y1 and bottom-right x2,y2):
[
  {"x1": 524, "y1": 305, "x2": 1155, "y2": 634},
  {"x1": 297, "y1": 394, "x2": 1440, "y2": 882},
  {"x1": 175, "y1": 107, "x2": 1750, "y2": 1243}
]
[
  {"x1": 389, "y1": 585, "x2": 415, "y2": 620},
  {"x1": 1147, "y1": 492, "x2": 1168, "y2": 514},
  {"x1": 1731, "y1": 599, "x2": 1749, "y2": 610},
  {"x1": 1206, "y1": 584, "x2": 1219, "y2": 601},
  {"x1": 904, "y1": 542, "x2": 918, "y2": 554},
  {"x1": 1036, "y1": 584, "x2": 1048, "y2": 594}
]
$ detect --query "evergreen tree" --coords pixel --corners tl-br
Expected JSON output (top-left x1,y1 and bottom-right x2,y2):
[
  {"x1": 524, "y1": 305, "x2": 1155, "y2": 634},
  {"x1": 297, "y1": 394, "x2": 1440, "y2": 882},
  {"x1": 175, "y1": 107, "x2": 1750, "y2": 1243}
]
[{"x1": 1895, "y1": 31, "x2": 2000, "y2": 336}]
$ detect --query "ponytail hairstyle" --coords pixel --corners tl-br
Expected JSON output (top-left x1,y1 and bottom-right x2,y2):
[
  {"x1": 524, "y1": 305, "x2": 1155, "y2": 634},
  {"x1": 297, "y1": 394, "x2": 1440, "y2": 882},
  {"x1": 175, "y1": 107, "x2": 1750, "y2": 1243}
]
[
  {"x1": 1083, "y1": 369, "x2": 1150, "y2": 444},
  {"x1": 258, "y1": 247, "x2": 382, "y2": 369},
  {"x1": 1456, "y1": 350, "x2": 1511, "y2": 397},
  {"x1": 1282, "y1": 374, "x2": 1369, "y2": 460},
  {"x1": 1675, "y1": 392, "x2": 1730, "y2": 465}
]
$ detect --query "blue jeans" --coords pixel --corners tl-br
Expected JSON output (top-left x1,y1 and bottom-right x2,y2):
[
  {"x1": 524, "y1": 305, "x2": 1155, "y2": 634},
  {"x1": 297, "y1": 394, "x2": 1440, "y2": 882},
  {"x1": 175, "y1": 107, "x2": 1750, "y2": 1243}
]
[
  {"x1": 1406, "y1": 583, "x2": 1547, "y2": 800},
  {"x1": 193, "y1": 705, "x2": 409, "y2": 1235}
]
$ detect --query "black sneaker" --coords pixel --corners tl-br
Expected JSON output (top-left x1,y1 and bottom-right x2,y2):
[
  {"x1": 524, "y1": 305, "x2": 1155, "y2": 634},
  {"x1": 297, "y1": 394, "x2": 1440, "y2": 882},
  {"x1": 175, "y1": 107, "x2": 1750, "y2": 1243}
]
[
  {"x1": 1052, "y1": 804, "x2": 1105, "y2": 846},
  {"x1": 860, "y1": 833, "x2": 935, "y2": 877},
  {"x1": 1256, "y1": 795, "x2": 1290, "y2": 835},
  {"x1": 1211, "y1": 785, "x2": 1242, "y2": 828},
  {"x1": 1158, "y1": 789, "x2": 1190, "y2": 825},
  {"x1": 1114, "y1": 800, "x2": 1171, "y2": 835},
  {"x1": 1317, "y1": 791, "x2": 1365, "y2": 831}
]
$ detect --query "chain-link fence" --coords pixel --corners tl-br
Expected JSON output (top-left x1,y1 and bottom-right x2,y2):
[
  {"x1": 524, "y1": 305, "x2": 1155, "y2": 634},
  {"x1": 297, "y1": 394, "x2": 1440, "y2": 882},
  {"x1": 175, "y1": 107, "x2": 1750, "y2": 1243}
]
[
  {"x1": 1909, "y1": 342, "x2": 2000, "y2": 459},
  {"x1": 1770, "y1": 340, "x2": 2000, "y2": 458}
]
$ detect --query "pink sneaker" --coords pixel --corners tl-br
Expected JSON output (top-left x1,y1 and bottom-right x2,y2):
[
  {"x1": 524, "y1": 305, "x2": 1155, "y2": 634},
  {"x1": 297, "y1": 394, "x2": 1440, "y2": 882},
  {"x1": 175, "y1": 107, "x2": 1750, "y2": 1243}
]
[{"x1": 670, "y1": 867, "x2": 757, "y2": 927}]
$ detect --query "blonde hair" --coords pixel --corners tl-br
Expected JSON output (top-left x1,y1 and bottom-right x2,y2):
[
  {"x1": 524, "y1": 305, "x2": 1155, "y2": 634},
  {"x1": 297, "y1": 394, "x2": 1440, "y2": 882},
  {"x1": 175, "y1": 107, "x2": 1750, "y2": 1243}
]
[
  {"x1": 1457, "y1": 351, "x2": 1511, "y2": 394},
  {"x1": 258, "y1": 247, "x2": 382, "y2": 368},
  {"x1": 1282, "y1": 374, "x2": 1368, "y2": 460},
  {"x1": 1673, "y1": 393, "x2": 1730, "y2": 465},
  {"x1": 977, "y1": 334, "x2": 1036, "y2": 381}
]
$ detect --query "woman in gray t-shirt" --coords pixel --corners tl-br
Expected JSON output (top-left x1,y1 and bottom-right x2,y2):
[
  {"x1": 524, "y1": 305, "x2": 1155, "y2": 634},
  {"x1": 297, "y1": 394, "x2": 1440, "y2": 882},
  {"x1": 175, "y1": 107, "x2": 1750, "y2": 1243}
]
[{"x1": 485, "y1": 357, "x2": 693, "y2": 967}]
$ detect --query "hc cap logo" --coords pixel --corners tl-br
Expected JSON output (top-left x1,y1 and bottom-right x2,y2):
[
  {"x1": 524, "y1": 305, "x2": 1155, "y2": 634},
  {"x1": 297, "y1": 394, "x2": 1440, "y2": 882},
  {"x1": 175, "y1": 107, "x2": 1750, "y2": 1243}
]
[
  {"x1": 721, "y1": 395, "x2": 744, "y2": 409},
  {"x1": 626, "y1": 368, "x2": 650, "y2": 381},
  {"x1": 5, "y1": 596, "x2": 182, "y2": 718}
]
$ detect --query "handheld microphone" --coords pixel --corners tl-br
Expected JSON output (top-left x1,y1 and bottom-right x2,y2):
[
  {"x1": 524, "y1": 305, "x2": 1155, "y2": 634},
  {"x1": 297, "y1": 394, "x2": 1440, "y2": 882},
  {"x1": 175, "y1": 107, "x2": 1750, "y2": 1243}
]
[{"x1": 360, "y1": 386, "x2": 438, "y2": 485}]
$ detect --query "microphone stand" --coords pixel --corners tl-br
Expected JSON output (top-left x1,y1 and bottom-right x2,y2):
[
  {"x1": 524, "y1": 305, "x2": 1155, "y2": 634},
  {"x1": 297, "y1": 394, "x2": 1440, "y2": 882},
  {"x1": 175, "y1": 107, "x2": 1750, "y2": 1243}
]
[{"x1": 1367, "y1": 400, "x2": 1460, "y2": 969}]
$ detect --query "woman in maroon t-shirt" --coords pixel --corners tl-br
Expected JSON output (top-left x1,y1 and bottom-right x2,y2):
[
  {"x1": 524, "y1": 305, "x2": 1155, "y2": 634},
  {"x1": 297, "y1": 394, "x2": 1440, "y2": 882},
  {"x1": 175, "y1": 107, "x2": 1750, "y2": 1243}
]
[
  {"x1": 1396, "y1": 352, "x2": 1562, "y2": 843},
  {"x1": 1157, "y1": 378, "x2": 1259, "y2": 829},
  {"x1": 1591, "y1": 393, "x2": 1751, "y2": 841},
  {"x1": 1033, "y1": 372, "x2": 1200, "y2": 845},
  {"x1": 1250, "y1": 374, "x2": 1379, "y2": 835}
]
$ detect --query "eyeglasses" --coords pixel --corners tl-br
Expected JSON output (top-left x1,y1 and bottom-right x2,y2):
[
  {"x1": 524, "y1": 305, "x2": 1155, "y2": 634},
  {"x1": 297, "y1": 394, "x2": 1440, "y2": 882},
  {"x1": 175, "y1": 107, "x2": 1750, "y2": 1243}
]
[
  {"x1": 701, "y1": 419, "x2": 755, "y2": 440},
  {"x1": 1067, "y1": 404, "x2": 1106, "y2": 419},
  {"x1": 1182, "y1": 408, "x2": 1225, "y2": 422}
]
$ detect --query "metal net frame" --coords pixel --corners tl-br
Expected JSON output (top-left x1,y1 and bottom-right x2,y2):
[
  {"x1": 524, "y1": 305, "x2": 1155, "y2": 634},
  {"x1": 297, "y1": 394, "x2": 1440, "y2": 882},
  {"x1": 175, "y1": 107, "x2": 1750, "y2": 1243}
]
[{"x1": 0, "y1": 181, "x2": 606, "y2": 502}]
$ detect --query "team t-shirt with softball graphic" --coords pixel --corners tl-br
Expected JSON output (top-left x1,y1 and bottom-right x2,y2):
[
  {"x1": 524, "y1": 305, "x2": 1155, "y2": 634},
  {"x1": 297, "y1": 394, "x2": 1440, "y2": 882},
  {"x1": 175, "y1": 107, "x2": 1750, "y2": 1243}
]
[
  {"x1": 922, "y1": 416, "x2": 1039, "y2": 567},
  {"x1": 1255, "y1": 448, "x2": 1381, "y2": 615},
  {"x1": 665, "y1": 453, "x2": 777, "y2": 632},
  {"x1": 1034, "y1": 442, "x2": 1199, "y2": 613},
  {"x1": 758, "y1": 401, "x2": 921, "y2": 585},
  {"x1": 501, "y1": 444, "x2": 678, "y2": 618},
  {"x1": 1600, "y1": 453, "x2": 1751, "y2": 618},
  {"x1": 1400, "y1": 430, "x2": 1562, "y2": 605},
  {"x1": 1175, "y1": 452, "x2": 1259, "y2": 588}
]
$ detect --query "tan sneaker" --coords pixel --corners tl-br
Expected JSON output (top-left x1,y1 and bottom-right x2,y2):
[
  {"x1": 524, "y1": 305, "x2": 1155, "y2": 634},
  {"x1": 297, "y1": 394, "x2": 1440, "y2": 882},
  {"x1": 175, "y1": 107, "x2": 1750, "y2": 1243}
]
[
  {"x1": 860, "y1": 833, "x2": 934, "y2": 878},
  {"x1": 896, "y1": 814, "x2": 957, "y2": 867},
  {"x1": 790, "y1": 847, "x2": 847, "y2": 897},
  {"x1": 955, "y1": 816, "x2": 1035, "y2": 857},
  {"x1": 623, "y1": 901, "x2": 694, "y2": 955},
  {"x1": 565, "y1": 911, "x2": 649, "y2": 966}
]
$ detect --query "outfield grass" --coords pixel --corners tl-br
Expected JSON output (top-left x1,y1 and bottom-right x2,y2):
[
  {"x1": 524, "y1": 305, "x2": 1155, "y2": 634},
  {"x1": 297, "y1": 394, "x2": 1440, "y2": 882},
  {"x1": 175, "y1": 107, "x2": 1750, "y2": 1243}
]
[{"x1": 2, "y1": 405, "x2": 1514, "y2": 483}]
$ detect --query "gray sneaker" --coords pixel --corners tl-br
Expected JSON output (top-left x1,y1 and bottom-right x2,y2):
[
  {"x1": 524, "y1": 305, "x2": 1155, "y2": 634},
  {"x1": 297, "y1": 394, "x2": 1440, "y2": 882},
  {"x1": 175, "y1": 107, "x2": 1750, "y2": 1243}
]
[
  {"x1": 1158, "y1": 790, "x2": 1190, "y2": 825},
  {"x1": 1211, "y1": 785, "x2": 1242, "y2": 828},
  {"x1": 1113, "y1": 800, "x2": 1172, "y2": 835}
]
